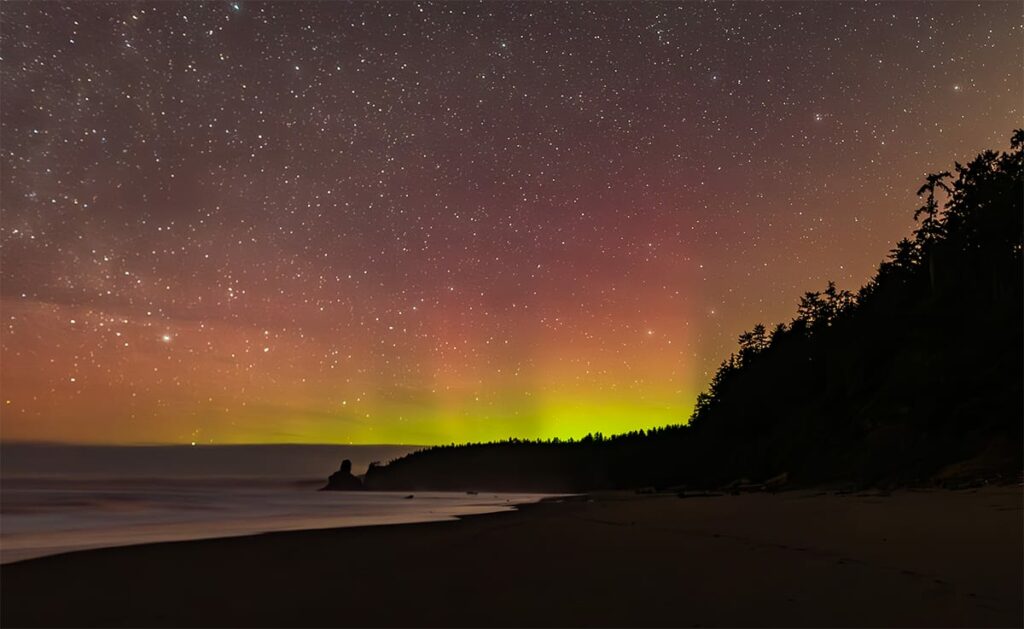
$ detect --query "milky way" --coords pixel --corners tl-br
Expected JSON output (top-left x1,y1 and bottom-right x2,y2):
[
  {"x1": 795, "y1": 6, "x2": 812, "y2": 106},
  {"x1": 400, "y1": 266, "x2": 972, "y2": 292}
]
[{"x1": 1, "y1": 2, "x2": 1020, "y2": 444}]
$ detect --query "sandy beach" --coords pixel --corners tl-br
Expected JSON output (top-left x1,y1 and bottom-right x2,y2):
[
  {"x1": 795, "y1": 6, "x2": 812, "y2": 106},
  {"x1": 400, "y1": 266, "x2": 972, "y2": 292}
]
[{"x1": 2, "y1": 486, "x2": 1020, "y2": 628}]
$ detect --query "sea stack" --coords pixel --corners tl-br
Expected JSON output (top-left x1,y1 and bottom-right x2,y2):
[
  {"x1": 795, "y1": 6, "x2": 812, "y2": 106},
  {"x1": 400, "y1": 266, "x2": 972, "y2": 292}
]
[{"x1": 321, "y1": 459, "x2": 363, "y2": 491}]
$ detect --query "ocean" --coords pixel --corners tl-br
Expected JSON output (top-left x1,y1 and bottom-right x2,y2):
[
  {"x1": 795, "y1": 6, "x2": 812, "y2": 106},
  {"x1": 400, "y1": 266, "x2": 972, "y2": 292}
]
[{"x1": 0, "y1": 444, "x2": 554, "y2": 564}]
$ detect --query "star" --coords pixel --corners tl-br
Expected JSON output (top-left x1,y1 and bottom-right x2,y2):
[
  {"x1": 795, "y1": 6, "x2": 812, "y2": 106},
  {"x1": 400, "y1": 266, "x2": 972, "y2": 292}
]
[{"x1": 0, "y1": 1, "x2": 1018, "y2": 445}]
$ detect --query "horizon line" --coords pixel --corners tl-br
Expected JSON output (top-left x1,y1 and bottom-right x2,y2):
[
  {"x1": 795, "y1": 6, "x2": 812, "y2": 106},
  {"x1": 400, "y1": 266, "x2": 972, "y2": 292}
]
[{"x1": 0, "y1": 440, "x2": 430, "y2": 448}]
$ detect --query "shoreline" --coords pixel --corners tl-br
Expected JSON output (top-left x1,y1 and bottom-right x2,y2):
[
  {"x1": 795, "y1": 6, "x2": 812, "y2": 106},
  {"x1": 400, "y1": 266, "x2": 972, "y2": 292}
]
[
  {"x1": 2, "y1": 491, "x2": 579, "y2": 566},
  {"x1": 0, "y1": 489, "x2": 564, "y2": 565},
  {"x1": 3, "y1": 486, "x2": 1021, "y2": 627}
]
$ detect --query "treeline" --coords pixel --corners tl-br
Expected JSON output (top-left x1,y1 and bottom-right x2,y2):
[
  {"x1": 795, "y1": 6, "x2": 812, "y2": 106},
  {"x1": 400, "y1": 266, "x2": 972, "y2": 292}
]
[
  {"x1": 364, "y1": 132, "x2": 1023, "y2": 492},
  {"x1": 364, "y1": 427, "x2": 690, "y2": 492}
]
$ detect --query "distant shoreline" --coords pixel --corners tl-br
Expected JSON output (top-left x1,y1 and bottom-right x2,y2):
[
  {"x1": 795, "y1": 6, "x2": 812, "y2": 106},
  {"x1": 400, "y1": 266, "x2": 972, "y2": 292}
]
[{"x1": 0, "y1": 442, "x2": 424, "y2": 479}]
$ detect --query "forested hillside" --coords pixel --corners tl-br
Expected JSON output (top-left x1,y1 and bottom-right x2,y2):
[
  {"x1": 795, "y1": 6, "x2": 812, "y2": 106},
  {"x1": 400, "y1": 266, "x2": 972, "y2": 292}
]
[{"x1": 364, "y1": 132, "x2": 1024, "y2": 492}]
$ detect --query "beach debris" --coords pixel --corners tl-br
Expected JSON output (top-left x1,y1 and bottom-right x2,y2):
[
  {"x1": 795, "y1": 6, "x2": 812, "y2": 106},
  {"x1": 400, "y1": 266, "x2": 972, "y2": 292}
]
[
  {"x1": 763, "y1": 472, "x2": 789, "y2": 492},
  {"x1": 719, "y1": 472, "x2": 790, "y2": 495},
  {"x1": 677, "y1": 490, "x2": 724, "y2": 498}
]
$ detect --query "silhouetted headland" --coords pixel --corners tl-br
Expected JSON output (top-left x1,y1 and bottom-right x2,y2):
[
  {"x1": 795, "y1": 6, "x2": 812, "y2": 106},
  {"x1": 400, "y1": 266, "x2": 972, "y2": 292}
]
[{"x1": 357, "y1": 132, "x2": 1024, "y2": 494}]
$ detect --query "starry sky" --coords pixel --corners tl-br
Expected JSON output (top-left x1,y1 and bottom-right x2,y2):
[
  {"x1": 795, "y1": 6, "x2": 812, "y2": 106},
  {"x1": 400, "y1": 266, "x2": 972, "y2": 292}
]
[{"x1": 1, "y1": 2, "x2": 1021, "y2": 445}]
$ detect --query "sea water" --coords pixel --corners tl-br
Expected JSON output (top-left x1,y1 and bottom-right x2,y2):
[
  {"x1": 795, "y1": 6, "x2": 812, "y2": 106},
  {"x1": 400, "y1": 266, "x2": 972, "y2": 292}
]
[{"x1": 0, "y1": 444, "x2": 552, "y2": 564}]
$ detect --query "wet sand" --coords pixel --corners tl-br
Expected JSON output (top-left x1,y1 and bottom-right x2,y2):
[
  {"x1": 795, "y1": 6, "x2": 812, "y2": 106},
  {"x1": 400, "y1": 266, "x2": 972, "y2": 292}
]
[{"x1": 2, "y1": 487, "x2": 1020, "y2": 627}]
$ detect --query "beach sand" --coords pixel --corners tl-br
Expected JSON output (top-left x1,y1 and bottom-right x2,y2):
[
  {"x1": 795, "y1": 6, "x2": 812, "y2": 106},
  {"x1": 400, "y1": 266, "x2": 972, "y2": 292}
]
[{"x1": 2, "y1": 486, "x2": 1020, "y2": 627}]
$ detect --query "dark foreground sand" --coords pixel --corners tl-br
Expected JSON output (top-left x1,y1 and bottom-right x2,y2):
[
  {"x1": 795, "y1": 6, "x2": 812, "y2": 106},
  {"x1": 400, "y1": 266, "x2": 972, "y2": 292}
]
[{"x1": 2, "y1": 487, "x2": 1021, "y2": 628}]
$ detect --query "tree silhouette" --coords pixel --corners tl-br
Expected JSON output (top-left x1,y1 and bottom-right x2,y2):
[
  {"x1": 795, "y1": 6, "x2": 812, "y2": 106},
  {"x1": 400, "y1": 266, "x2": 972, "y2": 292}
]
[{"x1": 361, "y1": 132, "x2": 1023, "y2": 492}]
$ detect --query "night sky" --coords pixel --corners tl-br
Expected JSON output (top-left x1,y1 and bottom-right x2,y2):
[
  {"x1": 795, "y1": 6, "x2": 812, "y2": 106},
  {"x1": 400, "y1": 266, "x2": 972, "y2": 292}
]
[{"x1": 1, "y1": 2, "x2": 1020, "y2": 445}]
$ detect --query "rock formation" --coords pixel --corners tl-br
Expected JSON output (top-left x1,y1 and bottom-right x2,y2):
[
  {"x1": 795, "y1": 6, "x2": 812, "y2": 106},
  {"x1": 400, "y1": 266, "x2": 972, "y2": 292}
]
[{"x1": 321, "y1": 458, "x2": 363, "y2": 491}]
